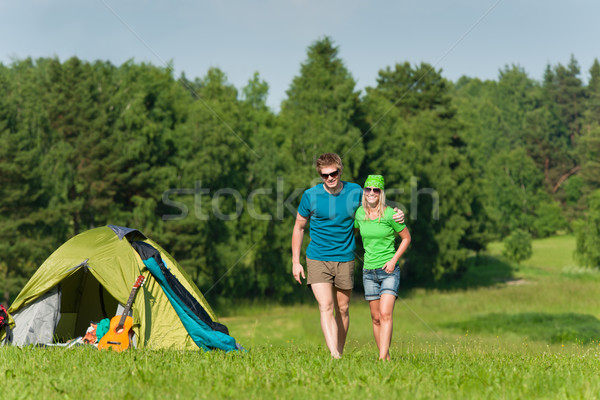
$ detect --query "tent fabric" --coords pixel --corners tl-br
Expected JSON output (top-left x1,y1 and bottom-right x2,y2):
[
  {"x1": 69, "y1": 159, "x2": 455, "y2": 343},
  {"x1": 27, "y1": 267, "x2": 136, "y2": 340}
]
[
  {"x1": 130, "y1": 241, "x2": 229, "y2": 335},
  {"x1": 5, "y1": 225, "x2": 238, "y2": 351},
  {"x1": 140, "y1": 256, "x2": 237, "y2": 351},
  {"x1": 11, "y1": 286, "x2": 61, "y2": 346},
  {"x1": 108, "y1": 224, "x2": 146, "y2": 241}
]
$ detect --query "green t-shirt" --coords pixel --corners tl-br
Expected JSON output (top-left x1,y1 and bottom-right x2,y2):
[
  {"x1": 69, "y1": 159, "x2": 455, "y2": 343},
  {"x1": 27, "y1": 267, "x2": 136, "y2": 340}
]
[{"x1": 354, "y1": 206, "x2": 406, "y2": 269}]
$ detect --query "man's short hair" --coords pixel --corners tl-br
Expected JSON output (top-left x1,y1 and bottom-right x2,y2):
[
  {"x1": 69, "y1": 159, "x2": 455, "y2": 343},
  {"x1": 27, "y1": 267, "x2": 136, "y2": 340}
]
[{"x1": 316, "y1": 153, "x2": 343, "y2": 174}]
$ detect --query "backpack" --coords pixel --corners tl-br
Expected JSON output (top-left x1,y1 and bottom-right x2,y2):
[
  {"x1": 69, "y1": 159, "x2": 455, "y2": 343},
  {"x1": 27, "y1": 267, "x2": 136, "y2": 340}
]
[{"x1": 0, "y1": 304, "x2": 13, "y2": 345}]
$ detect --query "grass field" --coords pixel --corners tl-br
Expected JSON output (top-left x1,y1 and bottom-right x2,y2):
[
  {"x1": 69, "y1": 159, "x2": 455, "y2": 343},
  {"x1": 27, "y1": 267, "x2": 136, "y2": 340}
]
[{"x1": 3, "y1": 235, "x2": 600, "y2": 399}]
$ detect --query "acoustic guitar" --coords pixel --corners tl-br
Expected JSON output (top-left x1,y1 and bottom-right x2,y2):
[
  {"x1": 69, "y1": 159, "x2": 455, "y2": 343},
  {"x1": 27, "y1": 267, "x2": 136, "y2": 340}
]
[{"x1": 98, "y1": 275, "x2": 145, "y2": 351}]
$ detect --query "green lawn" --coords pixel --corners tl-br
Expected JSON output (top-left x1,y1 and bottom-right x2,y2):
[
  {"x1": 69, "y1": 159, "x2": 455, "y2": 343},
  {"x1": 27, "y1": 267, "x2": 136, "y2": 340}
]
[{"x1": 3, "y1": 235, "x2": 600, "y2": 399}]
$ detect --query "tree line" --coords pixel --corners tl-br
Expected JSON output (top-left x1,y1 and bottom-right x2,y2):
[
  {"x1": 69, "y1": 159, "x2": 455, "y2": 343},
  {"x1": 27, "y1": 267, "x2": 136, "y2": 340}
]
[{"x1": 1, "y1": 37, "x2": 599, "y2": 306}]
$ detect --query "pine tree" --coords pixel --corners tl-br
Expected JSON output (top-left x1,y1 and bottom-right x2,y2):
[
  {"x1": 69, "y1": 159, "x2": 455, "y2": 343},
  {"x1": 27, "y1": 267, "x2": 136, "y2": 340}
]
[
  {"x1": 578, "y1": 59, "x2": 600, "y2": 193},
  {"x1": 574, "y1": 190, "x2": 600, "y2": 268},
  {"x1": 363, "y1": 62, "x2": 488, "y2": 281},
  {"x1": 0, "y1": 60, "x2": 62, "y2": 305},
  {"x1": 278, "y1": 37, "x2": 365, "y2": 184},
  {"x1": 239, "y1": 73, "x2": 293, "y2": 299},
  {"x1": 162, "y1": 67, "x2": 253, "y2": 300},
  {"x1": 454, "y1": 66, "x2": 570, "y2": 237},
  {"x1": 540, "y1": 56, "x2": 586, "y2": 194}
]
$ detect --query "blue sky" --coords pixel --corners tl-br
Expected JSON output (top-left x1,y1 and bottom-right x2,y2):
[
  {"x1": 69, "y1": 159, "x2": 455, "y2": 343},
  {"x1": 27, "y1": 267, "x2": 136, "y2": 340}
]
[{"x1": 1, "y1": 0, "x2": 598, "y2": 110}]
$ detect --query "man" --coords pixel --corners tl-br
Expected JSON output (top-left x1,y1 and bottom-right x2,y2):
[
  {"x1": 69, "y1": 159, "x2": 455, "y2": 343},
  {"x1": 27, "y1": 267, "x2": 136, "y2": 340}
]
[{"x1": 291, "y1": 153, "x2": 404, "y2": 358}]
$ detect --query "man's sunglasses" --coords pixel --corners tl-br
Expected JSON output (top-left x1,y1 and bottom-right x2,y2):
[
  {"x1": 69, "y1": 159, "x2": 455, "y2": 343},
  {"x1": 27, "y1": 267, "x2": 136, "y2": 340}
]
[
  {"x1": 365, "y1": 187, "x2": 381, "y2": 194},
  {"x1": 320, "y1": 170, "x2": 339, "y2": 179}
]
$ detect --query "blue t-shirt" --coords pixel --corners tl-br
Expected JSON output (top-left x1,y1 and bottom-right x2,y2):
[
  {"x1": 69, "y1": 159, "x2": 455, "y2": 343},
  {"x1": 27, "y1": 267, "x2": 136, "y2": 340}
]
[{"x1": 297, "y1": 181, "x2": 362, "y2": 262}]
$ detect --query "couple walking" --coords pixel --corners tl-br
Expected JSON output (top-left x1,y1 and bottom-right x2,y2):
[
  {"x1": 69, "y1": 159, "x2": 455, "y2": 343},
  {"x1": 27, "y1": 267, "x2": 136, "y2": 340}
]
[{"x1": 292, "y1": 153, "x2": 411, "y2": 360}]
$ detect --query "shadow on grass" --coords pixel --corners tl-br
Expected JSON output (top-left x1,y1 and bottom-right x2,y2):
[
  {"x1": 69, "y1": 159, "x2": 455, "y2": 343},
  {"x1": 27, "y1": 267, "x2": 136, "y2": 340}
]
[
  {"x1": 443, "y1": 312, "x2": 600, "y2": 344},
  {"x1": 214, "y1": 254, "x2": 518, "y2": 313},
  {"x1": 402, "y1": 254, "x2": 518, "y2": 293}
]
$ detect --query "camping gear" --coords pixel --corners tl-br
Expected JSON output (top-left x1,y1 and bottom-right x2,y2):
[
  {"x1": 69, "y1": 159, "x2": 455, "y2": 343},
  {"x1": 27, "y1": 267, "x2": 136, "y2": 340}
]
[
  {"x1": 0, "y1": 304, "x2": 12, "y2": 345},
  {"x1": 98, "y1": 275, "x2": 145, "y2": 351},
  {"x1": 82, "y1": 322, "x2": 98, "y2": 345},
  {"x1": 3, "y1": 225, "x2": 239, "y2": 351}
]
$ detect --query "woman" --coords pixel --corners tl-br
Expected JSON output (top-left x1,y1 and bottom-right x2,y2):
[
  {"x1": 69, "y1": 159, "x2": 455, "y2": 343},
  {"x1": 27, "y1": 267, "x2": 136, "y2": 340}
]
[{"x1": 354, "y1": 175, "x2": 411, "y2": 360}]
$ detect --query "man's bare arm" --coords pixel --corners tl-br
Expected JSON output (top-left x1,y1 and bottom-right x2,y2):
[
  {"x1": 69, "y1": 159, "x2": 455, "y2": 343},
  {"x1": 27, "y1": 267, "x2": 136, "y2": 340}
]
[{"x1": 291, "y1": 213, "x2": 308, "y2": 284}]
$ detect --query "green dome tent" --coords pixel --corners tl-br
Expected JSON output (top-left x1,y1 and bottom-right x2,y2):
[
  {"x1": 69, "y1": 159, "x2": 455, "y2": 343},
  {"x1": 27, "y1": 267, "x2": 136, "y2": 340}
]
[{"x1": 2, "y1": 225, "x2": 239, "y2": 351}]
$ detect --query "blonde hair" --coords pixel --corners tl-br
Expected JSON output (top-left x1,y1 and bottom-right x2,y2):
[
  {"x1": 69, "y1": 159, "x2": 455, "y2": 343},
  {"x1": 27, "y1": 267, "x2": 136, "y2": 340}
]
[
  {"x1": 315, "y1": 153, "x2": 343, "y2": 175},
  {"x1": 362, "y1": 189, "x2": 387, "y2": 222}
]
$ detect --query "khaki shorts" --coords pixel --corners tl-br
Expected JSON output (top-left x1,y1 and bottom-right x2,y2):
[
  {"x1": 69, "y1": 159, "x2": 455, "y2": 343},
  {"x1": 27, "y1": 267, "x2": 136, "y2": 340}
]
[{"x1": 306, "y1": 258, "x2": 355, "y2": 290}]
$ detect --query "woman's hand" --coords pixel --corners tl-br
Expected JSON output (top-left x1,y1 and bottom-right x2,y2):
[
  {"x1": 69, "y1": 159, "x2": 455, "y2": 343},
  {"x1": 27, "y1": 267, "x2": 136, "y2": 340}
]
[{"x1": 382, "y1": 260, "x2": 396, "y2": 274}]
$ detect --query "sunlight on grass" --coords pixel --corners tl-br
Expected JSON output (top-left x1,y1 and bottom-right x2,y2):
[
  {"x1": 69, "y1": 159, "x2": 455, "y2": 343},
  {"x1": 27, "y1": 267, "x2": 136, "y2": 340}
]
[
  {"x1": 4, "y1": 235, "x2": 600, "y2": 399},
  {"x1": 444, "y1": 312, "x2": 600, "y2": 344},
  {"x1": 488, "y1": 235, "x2": 577, "y2": 272}
]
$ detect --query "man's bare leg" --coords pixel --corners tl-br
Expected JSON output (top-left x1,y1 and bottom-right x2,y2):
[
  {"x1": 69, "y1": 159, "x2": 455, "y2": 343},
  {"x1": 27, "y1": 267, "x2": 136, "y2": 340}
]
[
  {"x1": 311, "y1": 283, "x2": 341, "y2": 358},
  {"x1": 333, "y1": 287, "x2": 351, "y2": 355}
]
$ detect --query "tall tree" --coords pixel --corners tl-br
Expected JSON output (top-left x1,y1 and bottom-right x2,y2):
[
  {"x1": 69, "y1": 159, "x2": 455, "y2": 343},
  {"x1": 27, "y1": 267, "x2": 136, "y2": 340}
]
[
  {"x1": 578, "y1": 59, "x2": 600, "y2": 193},
  {"x1": 540, "y1": 56, "x2": 586, "y2": 194},
  {"x1": 238, "y1": 73, "x2": 293, "y2": 299},
  {"x1": 574, "y1": 190, "x2": 600, "y2": 269},
  {"x1": 162, "y1": 68, "x2": 255, "y2": 302},
  {"x1": 0, "y1": 60, "x2": 62, "y2": 305},
  {"x1": 37, "y1": 57, "x2": 104, "y2": 235},
  {"x1": 363, "y1": 62, "x2": 488, "y2": 281},
  {"x1": 453, "y1": 66, "x2": 570, "y2": 237},
  {"x1": 37, "y1": 58, "x2": 183, "y2": 238},
  {"x1": 278, "y1": 37, "x2": 366, "y2": 185}
]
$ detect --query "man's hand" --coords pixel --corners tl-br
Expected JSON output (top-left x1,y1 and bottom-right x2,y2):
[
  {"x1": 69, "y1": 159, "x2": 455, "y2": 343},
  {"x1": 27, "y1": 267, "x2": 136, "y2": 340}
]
[
  {"x1": 392, "y1": 207, "x2": 405, "y2": 224},
  {"x1": 291, "y1": 213, "x2": 308, "y2": 284},
  {"x1": 292, "y1": 262, "x2": 306, "y2": 284}
]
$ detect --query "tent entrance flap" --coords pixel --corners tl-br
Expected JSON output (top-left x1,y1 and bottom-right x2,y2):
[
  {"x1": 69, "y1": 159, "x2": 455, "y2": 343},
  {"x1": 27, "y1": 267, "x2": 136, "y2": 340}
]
[{"x1": 54, "y1": 268, "x2": 118, "y2": 341}]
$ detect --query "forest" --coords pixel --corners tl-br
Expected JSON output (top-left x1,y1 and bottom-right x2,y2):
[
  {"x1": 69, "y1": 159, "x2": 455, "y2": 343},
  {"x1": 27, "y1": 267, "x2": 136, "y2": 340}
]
[{"x1": 1, "y1": 37, "x2": 599, "y2": 306}]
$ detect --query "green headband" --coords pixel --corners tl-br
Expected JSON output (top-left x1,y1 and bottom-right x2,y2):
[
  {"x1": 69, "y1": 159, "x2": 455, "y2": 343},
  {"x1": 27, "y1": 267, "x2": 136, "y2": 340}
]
[{"x1": 364, "y1": 175, "x2": 384, "y2": 190}]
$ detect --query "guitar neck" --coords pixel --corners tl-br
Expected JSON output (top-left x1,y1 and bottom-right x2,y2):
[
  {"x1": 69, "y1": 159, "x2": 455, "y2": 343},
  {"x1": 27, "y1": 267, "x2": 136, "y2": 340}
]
[{"x1": 117, "y1": 286, "x2": 139, "y2": 329}]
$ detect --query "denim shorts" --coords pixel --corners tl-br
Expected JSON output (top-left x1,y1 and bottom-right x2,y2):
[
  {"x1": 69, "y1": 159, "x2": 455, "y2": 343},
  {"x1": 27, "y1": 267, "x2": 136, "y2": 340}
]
[{"x1": 362, "y1": 267, "x2": 400, "y2": 301}]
